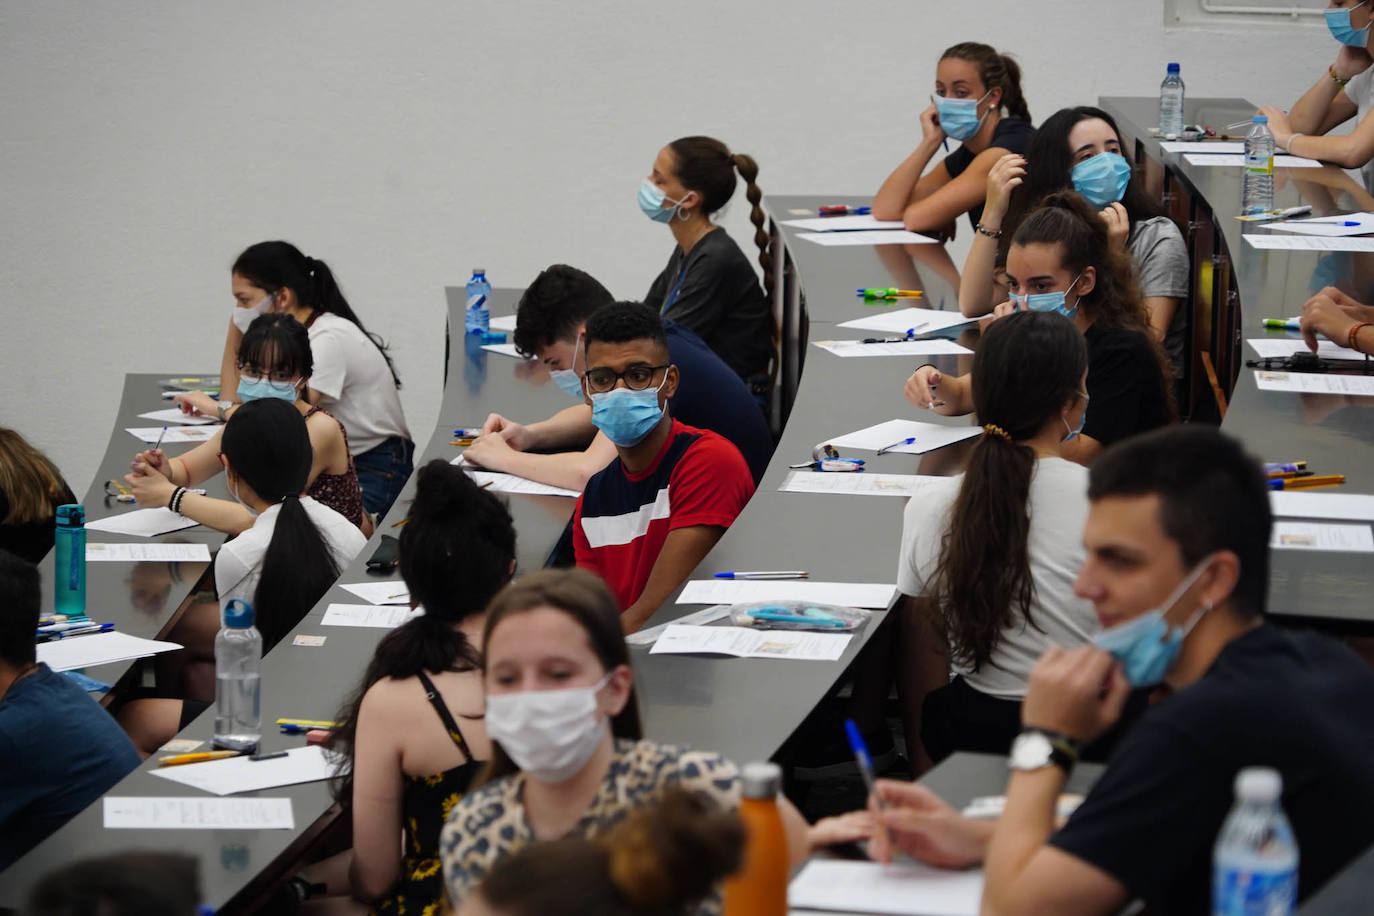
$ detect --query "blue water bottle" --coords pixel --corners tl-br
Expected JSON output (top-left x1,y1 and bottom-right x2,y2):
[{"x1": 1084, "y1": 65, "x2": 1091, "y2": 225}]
[
  {"x1": 465, "y1": 268, "x2": 491, "y2": 335},
  {"x1": 54, "y1": 504, "x2": 86, "y2": 615}
]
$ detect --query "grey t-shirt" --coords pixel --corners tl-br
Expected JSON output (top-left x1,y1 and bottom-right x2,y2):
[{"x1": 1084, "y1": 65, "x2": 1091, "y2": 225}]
[{"x1": 1128, "y1": 216, "x2": 1189, "y2": 375}]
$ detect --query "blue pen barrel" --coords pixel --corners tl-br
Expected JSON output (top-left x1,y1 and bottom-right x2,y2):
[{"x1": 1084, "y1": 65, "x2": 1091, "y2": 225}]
[{"x1": 53, "y1": 504, "x2": 86, "y2": 616}]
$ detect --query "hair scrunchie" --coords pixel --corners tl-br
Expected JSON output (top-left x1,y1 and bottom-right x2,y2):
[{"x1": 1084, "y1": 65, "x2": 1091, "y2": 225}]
[{"x1": 983, "y1": 424, "x2": 1011, "y2": 441}]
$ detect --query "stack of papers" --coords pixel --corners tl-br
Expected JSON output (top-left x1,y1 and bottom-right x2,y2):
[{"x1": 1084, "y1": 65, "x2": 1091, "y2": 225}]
[
  {"x1": 779, "y1": 471, "x2": 943, "y2": 498},
  {"x1": 796, "y1": 230, "x2": 939, "y2": 246},
  {"x1": 811, "y1": 338, "x2": 972, "y2": 358},
  {"x1": 321, "y1": 603, "x2": 421, "y2": 628},
  {"x1": 779, "y1": 214, "x2": 904, "y2": 232},
  {"x1": 103, "y1": 797, "x2": 294, "y2": 830},
  {"x1": 678, "y1": 579, "x2": 897, "y2": 609},
  {"x1": 836, "y1": 308, "x2": 976, "y2": 335},
  {"x1": 1254, "y1": 371, "x2": 1374, "y2": 396},
  {"x1": 87, "y1": 543, "x2": 211, "y2": 562},
  {"x1": 649, "y1": 624, "x2": 852, "y2": 661},
  {"x1": 85, "y1": 508, "x2": 200, "y2": 538},
  {"x1": 825, "y1": 418, "x2": 982, "y2": 455},
  {"x1": 37, "y1": 632, "x2": 182, "y2": 672},
  {"x1": 788, "y1": 859, "x2": 983, "y2": 915},
  {"x1": 151, "y1": 747, "x2": 339, "y2": 796}
]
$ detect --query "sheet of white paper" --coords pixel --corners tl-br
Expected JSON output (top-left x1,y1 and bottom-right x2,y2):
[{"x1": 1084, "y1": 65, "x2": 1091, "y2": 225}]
[
  {"x1": 337, "y1": 581, "x2": 410, "y2": 605},
  {"x1": 678, "y1": 579, "x2": 897, "y2": 609},
  {"x1": 625, "y1": 605, "x2": 733, "y2": 646},
  {"x1": 1270, "y1": 490, "x2": 1374, "y2": 522},
  {"x1": 649, "y1": 624, "x2": 852, "y2": 661},
  {"x1": 1245, "y1": 338, "x2": 1359, "y2": 360},
  {"x1": 825, "y1": 418, "x2": 982, "y2": 455},
  {"x1": 85, "y1": 508, "x2": 200, "y2": 538},
  {"x1": 1265, "y1": 212, "x2": 1374, "y2": 236},
  {"x1": 779, "y1": 215, "x2": 906, "y2": 232},
  {"x1": 1184, "y1": 153, "x2": 1322, "y2": 168},
  {"x1": 462, "y1": 469, "x2": 581, "y2": 498},
  {"x1": 796, "y1": 230, "x2": 939, "y2": 246},
  {"x1": 780, "y1": 471, "x2": 944, "y2": 498},
  {"x1": 788, "y1": 859, "x2": 983, "y2": 916},
  {"x1": 150, "y1": 747, "x2": 339, "y2": 796},
  {"x1": 37, "y1": 631, "x2": 183, "y2": 672},
  {"x1": 1246, "y1": 234, "x2": 1374, "y2": 252},
  {"x1": 480, "y1": 343, "x2": 527, "y2": 359},
  {"x1": 811, "y1": 338, "x2": 972, "y2": 358},
  {"x1": 137, "y1": 409, "x2": 218, "y2": 426},
  {"x1": 321, "y1": 603, "x2": 421, "y2": 628},
  {"x1": 488, "y1": 314, "x2": 518, "y2": 331},
  {"x1": 86, "y1": 542, "x2": 210, "y2": 563},
  {"x1": 103, "y1": 797, "x2": 294, "y2": 830},
  {"x1": 1271, "y1": 521, "x2": 1374, "y2": 553},
  {"x1": 1160, "y1": 141, "x2": 1244, "y2": 154},
  {"x1": 1253, "y1": 370, "x2": 1374, "y2": 396},
  {"x1": 126, "y1": 426, "x2": 220, "y2": 444},
  {"x1": 836, "y1": 308, "x2": 975, "y2": 335}
]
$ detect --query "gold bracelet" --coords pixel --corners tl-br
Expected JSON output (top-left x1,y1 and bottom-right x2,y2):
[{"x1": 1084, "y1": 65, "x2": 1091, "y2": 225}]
[{"x1": 1331, "y1": 64, "x2": 1351, "y2": 87}]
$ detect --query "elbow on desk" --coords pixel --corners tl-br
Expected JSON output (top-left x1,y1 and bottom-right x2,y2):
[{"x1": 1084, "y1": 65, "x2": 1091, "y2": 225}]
[{"x1": 871, "y1": 200, "x2": 903, "y2": 221}]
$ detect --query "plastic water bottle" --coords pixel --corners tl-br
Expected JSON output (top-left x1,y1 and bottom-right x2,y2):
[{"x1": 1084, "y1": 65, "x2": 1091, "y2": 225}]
[
  {"x1": 465, "y1": 268, "x2": 491, "y2": 335},
  {"x1": 1213, "y1": 767, "x2": 1298, "y2": 915},
  {"x1": 723, "y1": 762, "x2": 788, "y2": 916},
  {"x1": 1159, "y1": 63, "x2": 1185, "y2": 138},
  {"x1": 1243, "y1": 116, "x2": 1276, "y2": 215},
  {"x1": 213, "y1": 598, "x2": 262, "y2": 752},
  {"x1": 53, "y1": 504, "x2": 86, "y2": 615}
]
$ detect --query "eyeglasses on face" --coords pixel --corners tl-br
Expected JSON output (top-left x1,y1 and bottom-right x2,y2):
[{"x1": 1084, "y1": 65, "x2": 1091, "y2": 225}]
[{"x1": 583, "y1": 364, "x2": 670, "y2": 393}]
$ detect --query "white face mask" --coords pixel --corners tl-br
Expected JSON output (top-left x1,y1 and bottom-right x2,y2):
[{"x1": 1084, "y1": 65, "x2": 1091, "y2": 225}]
[
  {"x1": 231, "y1": 293, "x2": 273, "y2": 333},
  {"x1": 485, "y1": 672, "x2": 613, "y2": 784}
]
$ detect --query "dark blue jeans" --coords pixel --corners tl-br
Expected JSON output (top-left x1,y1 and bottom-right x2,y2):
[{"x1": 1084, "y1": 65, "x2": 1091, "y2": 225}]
[{"x1": 353, "y1": 436, "x2": 415, "y2": 519}]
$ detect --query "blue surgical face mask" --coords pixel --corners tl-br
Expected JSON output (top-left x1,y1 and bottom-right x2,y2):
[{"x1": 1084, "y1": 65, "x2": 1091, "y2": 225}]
[
  {"x1": 1092, "y1": 557, "x2": 1215, "y2": 687},
  {"x1": 1012, "y1": 272, "x2": 1084, "y2": 321},
  {"x1": 589, "y1": 383, "x2": 665, "y2": 447},
  {"x1": 549, "y1": 334, "x2": 586, "y2": 398},
  {"x1": 638, "y1": 178, "x2": 686, "y2": 223},
  {"x1": 237, "y1": 374, "x2": 300, "y2": 403},
  {"x1": 1061, "y1": 391, "x2": 1090, "y2": 443},
  {"x1": 1327, "y1": 1, "x2": 1371, "y2": 47},
  {"x1": 1071, "y1": 152, "x2": 1133, "y2": 208},
  {"x1": 932, "y1": 89, "x2": 993, "y2": 141}
]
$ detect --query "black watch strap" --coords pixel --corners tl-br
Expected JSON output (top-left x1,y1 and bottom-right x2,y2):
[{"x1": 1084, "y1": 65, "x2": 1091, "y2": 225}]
[{"x1": 1023, "y1": 727, "x2": 1081, "y2": 774}]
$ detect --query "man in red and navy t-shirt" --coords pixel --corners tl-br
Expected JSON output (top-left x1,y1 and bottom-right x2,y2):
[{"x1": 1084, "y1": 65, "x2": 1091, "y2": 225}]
[{"x1": 572, "y1": 302, "x2": 755, "y2": 631}]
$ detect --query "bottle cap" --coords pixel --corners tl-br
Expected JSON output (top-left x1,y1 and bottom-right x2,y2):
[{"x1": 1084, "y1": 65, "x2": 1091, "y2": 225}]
[
  {"x1": 1254, "y1": 115, "x2": 1268, "y2": 124},
  {"x1": 1167, "y1": 62, "x2": 1180, "y2": 73},
  {"x1": 1235, "y1": 766, "x2": 1281, "y2": 802},
  {"x1": 55, "y1": 504, "x2": 85, "y2": 527},
  {"x1": 223, "y1": 598, "x2": 255, "y2": 628},
  {"x1": 472, "y1": 267, "x2": 486, "y2": 275},
  {"x1": 739, "y1": 761, "x2": 782, "y2": 799}
]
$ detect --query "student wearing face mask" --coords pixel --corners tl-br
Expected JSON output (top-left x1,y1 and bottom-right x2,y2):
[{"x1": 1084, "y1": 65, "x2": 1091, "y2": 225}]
[
  {"x1": 176, "y1": 241, "x2": 413, "y2": 520},
  {"x1": 906, "y1": 193, "x2": 1173, "y2": 465},
  {"x1": 872, "y1": 42, "x2": 1033, "y2": 234},
  {"x1": 126, "y1": 313, "x2": 368, "y2": 535}
]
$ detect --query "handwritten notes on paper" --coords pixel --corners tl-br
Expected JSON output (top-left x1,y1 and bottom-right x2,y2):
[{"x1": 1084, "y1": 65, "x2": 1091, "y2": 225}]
[
  {"x1": 1254, "y1": 371, "x2": 1374, "y2": 396},
  {"x1": 649, "y1": 625, "x2": 852, "y2": 661},
  {"x1": 103, "y1": 797, "x2": 294, "y2": 830},
  {"x1": 677, "y1": 579, "x2": 896, "y2": 609},
  {"x1": 87, "y1": 543, "x2": 210, "y2": 563},
  {"x1": 780, "y1": 471, "x2": 944, "y2": 498},
  {"x1": 321, "y1": 604, "x2": 421, "y2": 628}
]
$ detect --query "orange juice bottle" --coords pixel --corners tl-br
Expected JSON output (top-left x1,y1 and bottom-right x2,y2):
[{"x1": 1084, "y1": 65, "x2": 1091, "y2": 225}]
[{"x1": 723, "y1": 761, "x2": 788, "y2": 916}]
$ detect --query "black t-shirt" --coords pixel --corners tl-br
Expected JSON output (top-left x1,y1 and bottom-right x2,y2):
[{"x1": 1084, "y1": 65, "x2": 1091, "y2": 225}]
[
  {"x1": 1051, "y1": 626, "x2": 1374, "y2": 914},
  {"x1": 1082, "y1": 323, "x2": 1171, "y2": 448},
  {"x1": 645, "y1": 228, "x2": 773, "y2": 381},
  {"x1": 943, "y1": 116, "x2": 1033, "y2": 227}
]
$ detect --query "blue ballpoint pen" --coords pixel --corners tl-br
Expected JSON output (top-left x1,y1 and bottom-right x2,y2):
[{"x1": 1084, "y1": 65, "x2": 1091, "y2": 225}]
[
  {"x1": 713, "y1": 571, "x2": 809, "y2": 579},
  {"x1": 845, "y1": 720, "x2": 890, "y2": 839},
  {"x1": 876, "y1": 437, "x2": 917, "y2": 455}
]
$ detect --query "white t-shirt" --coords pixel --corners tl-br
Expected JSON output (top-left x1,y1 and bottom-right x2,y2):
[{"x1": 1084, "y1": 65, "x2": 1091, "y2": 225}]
[
  {"x1": 1342, "y1": 67, "x2": 1374, "y2": 195},
  {"x1": 896, "y1": 457, "x2": 1099, "y2": 698},
  {"x1": 308, "y1": 313, "x2": 411, "y2": 454},
  {"x1": 215, "y1": 496, "x2": 367, "y2": 612}
]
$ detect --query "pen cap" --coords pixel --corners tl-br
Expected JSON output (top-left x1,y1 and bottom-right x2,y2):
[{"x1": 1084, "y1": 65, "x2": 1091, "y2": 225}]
[
  {"x1": 223, "y1": 598, "x2": 255, "y2": 628},
  {"x1": 55, "y1": 504, "x2": 85, "y2": 527},
  {"x1": 739, "y1": 761, "x2": 782, "y2": 800}
]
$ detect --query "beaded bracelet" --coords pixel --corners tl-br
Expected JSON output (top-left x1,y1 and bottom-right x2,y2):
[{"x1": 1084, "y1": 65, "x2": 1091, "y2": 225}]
[
  {"x1": 974, "y1": 222, "x2": 1002, "y2": 239},
  {"x1": 169, "y1": 486, "x2": 187, "y2": 515},
  {"x1": 1348, "y1": 322, "x2": 1371, "y2": 351},
  {"x1": 1331, "y1": 64, "x2": 1351, "y2": 87}
]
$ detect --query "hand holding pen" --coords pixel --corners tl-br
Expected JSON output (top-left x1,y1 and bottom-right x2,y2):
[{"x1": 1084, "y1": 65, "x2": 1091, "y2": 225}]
[{"x1": 904, "y1": 365, "x2": 947, "y2": 410}]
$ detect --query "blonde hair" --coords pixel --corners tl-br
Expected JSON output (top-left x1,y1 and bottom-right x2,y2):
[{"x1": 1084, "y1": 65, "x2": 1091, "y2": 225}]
[{"x1": 0, "y1": 429, "x2": 70, "y2": 525}]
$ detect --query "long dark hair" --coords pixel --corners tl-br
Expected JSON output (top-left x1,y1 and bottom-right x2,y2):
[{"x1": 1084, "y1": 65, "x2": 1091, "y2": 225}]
[
  {"x1": 232, "y1": 240, "x2": 401, "y2": 388},
  {"x1": 939, "y1": 42, "x2": 1031, "y2": 123},
  {"x1": 667, "y1": 136, "x2": 773, "y2": 297},
  {"x1": 330, "y1": 460, "x2": 516, "y2": 801},
  {"x1": 474, "y1": 568, "x2": 642, "y2": 788},
  {"x1": 927, "y1": 312, "x2": 1087, "y2": 672},
  {"x1": 220, "y1": 399, "x2": 340, "y2": 651}
]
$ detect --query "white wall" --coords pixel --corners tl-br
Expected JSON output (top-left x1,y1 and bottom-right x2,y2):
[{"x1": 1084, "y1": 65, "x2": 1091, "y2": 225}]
[{"x1": 0, "y1": 1, "x2": 1332, "y2": 490}]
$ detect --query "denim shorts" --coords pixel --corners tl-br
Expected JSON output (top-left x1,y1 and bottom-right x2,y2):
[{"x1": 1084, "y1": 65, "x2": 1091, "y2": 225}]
[{"x1": 353, "y1": 436, "x2": 415, "y2": 519}]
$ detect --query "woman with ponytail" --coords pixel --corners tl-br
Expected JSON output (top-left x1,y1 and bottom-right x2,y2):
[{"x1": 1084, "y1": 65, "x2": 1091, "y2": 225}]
[
  {"x1": 178, "y1": 240, "x2": 413, "y2": 519},
  {"x1": 873, "y1": 42, "x2": 1034, "y2": 234},
  {"x1": 640, "y1": 136, "x2": 775, "y2": 404}
]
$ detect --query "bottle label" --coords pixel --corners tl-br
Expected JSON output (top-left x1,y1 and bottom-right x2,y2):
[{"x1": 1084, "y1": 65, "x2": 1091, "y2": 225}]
[
  {"x1": 1213, "y1": 865, "x2": 1296, "y2": 916},
  {"x1": 1244, "y1": 153, "x2": 1273, "y2": 175},
  {"x1": 467, "y1": 294, "x2": 486, "y2": 310}
]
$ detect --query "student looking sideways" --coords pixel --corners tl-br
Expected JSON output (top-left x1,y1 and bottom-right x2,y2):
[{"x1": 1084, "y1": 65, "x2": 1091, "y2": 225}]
[
  {"x1": 640, "y1": 136, "x2": 775, "y2": 397},
  {"x1": 907, "y1": 192, "x2": 1173, "y2": 464},
  {"x1": 0, "y1": 428, "x2": 76, "y2": 564},
  {"x1": 178, "y1": 241, "x2": 413, "y2": 519},
  {"x1": 872, "y1": 41, "x2": 1033, "y2": 234},
  {"x1": 469, "y1": 267, "x2": 772, "y2": 489}
]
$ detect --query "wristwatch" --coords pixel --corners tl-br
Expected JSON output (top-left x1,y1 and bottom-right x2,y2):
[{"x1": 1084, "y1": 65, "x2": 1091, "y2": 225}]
[
  {"x1": 1009, "y1": 728, "x2": 1079, "y2": 776},
  {"x1": 217, "y1": 400, "x2": 233, "y2": 422}
]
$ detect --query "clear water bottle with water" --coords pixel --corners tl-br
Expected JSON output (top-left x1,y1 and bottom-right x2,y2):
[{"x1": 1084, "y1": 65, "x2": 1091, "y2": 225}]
[
  {"x1": 213, "y1": 598, "x2": 262, "y2": 752},
  {"x1": 1159, "y1": 63, "x2": 1185, "y2": 138},
  {"x1": 1213, "y1": 767, "x2": 1298, "y2": 916},
  {"x1": 465, "y1": 267, "x2": 491, "y2": 335},
  {"x1": 1243, "y1": 116, "x2": 1275, "y2": 215}
]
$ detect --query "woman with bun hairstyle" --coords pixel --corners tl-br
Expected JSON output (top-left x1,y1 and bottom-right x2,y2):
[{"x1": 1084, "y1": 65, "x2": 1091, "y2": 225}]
[
  {"x1": 641, "y1": 136, "x2": 775, "y2": 398},
  {"x1": 872, "y1": 42, "x2": 1033, "y2": 234},
  {"x1": 458, "y1": 790, "x2": 744, "y2": 916}
]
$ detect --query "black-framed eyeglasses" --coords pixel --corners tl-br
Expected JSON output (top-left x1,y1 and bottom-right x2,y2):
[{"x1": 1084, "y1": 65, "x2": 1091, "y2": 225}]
[{"x1": 583, "y1": 364, "x2": 670, "y2": 394}]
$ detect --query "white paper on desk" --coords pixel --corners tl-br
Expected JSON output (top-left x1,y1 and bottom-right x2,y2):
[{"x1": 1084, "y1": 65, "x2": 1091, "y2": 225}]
[
  {"x1": 1270, "y1": 490, "x2": 1374, "y2": 522},
  {"x1": 780, "y1": 470, "x2": 944, "y2": 498},
  {"x1": 480, "y1": 342, "x2": 527, "y2": 359},
  {"x1": 825, "y1": 418, "x2": 982, "y2": 455},
  {"x1": 137, "y1": 408, "x2": 219, "y2": 426},
  {"x1": 151, "y1": 747, "x2": 339, "y2": 796},
  {"x1": 1246, "y1": 234, "x2": 1374, "y2": 253},
  {"x1": 1160, "y1": 141, "x2": 1244, "y2": 154},
  {"x1": 649, "y1": 624, "x2": 852, "y2": 661},
  {"x1": 836, "y1": 308, "x2": 975, "y2": 335},
  {"x1": 796, "y1": 230, "x2": 939, "y2": 247},
  {"x1": 103, "y1": 796, "x2": 294, "y2": 830},
  {"x1": 337, "y1": 581, "x2": 411, "y2": 605},
  {"x1": 126, "y1": 426, "x2": 220, "y2": 444},
  {"x1": 321, "y1": 603, "x2": 421, "y2": 628},
  {"x1": 1254, "y1": 370, "x2": 1374, "y2": 396},
  {"x1": 1184, "y1": 153, "x2": 1322, "y2": 168},
  {"x1": 811, "y1": 338, "x2": 972, "y2": 358},
  {"x1": 86, "y1": 542, "x2": 210, "y2": 563},
  {"x1": 489, "y1": 314, "x2": 518, "y2": 331},
  {"x1": 1271, "y1": 521, "x2": 1374, "y2": 553},
  {"x1": 85, "y1": 508, "x2": 200, "y2": 538},
  {"x1": 779, "y1": 215, "x2": 905, "y2": 232},
  {"x1": 463, "y1": 469, "x2": 581, "y2": 498},
  {"x1": 1265, "y1": 212, "x2": 1374, "y2": 236},
  {"x1": 37, "y1": 631, "x2": 182, "y2": 672},
  {"x1": 678, "y1": 579, "x2": 897, "y2": 609},
  {"x1": 625, "y1": 605, "x2": 734, "y2": 646},
  {"x1": 1245, "y1": 338, "x2": 1361, "y2": 360},
  {"x1": 788, "y1": 859, "x2": 983, "y2": 915}
]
